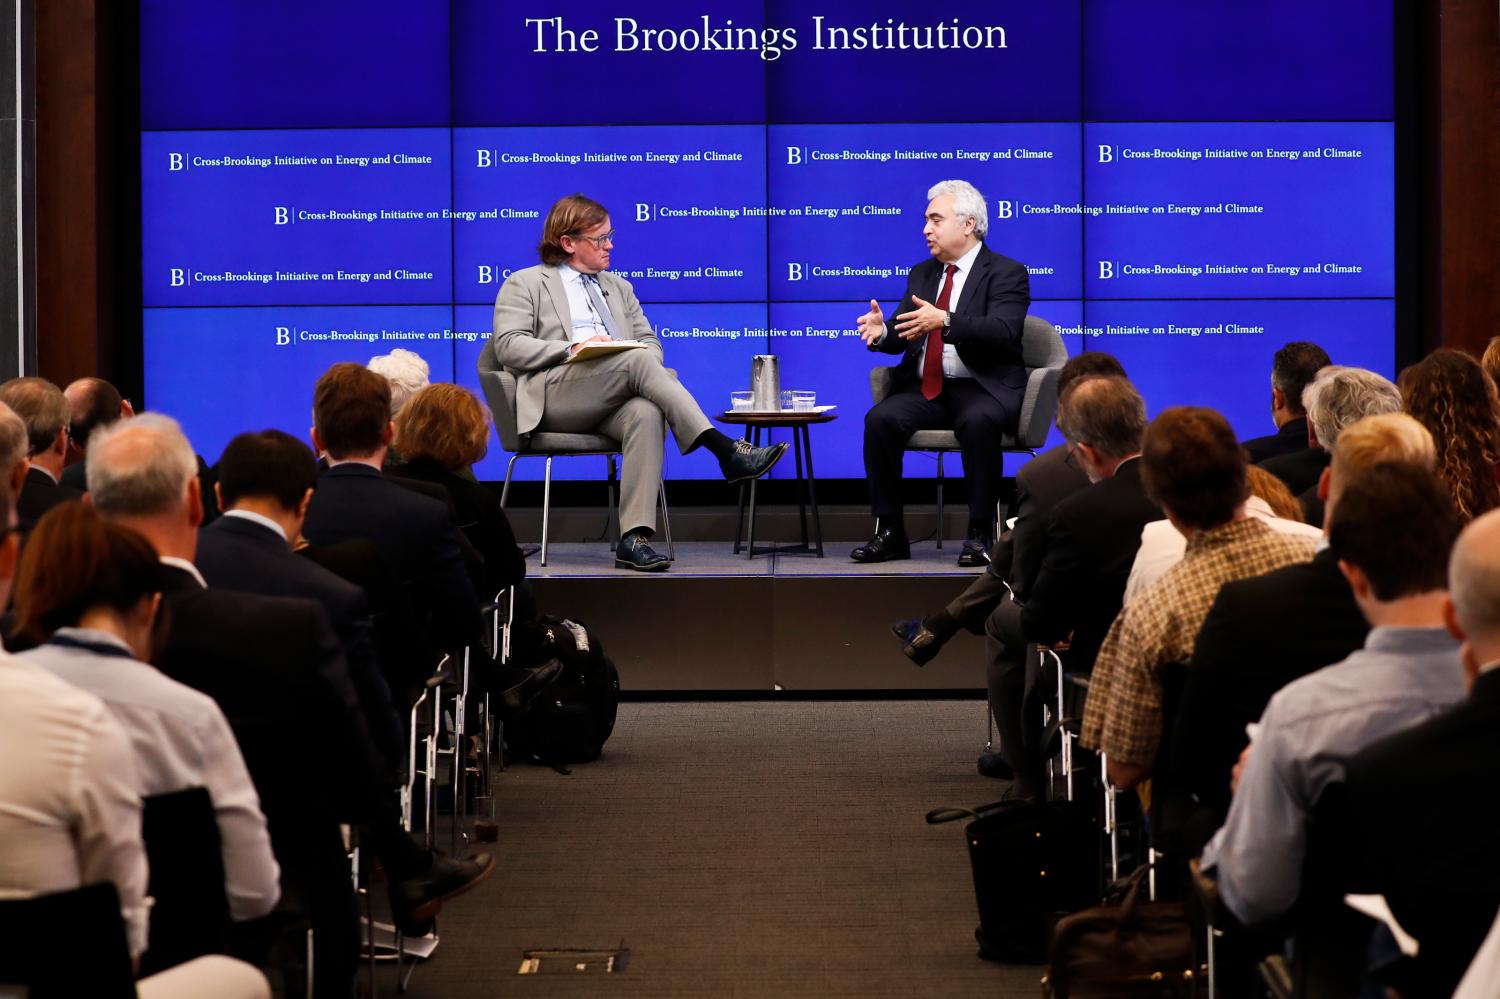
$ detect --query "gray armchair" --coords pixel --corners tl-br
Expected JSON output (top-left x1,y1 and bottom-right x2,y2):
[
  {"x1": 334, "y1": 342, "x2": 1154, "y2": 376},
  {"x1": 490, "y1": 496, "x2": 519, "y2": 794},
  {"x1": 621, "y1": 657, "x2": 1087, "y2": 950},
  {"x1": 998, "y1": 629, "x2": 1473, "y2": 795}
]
[
  {"x1": 869, "y1": 314, "x2": 1068, "y2": 546},
  {"x1": 476, "y1": 346, "x2": 672, "y2": 567}
]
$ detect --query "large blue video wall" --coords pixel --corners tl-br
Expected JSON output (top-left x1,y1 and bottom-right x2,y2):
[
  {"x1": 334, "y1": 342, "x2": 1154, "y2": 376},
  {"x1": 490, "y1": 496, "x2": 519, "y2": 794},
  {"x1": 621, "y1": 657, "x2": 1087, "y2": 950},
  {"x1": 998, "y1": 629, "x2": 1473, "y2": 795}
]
[{"x1": 141, "y1": 1, "x2": 1395, "y2": 482}]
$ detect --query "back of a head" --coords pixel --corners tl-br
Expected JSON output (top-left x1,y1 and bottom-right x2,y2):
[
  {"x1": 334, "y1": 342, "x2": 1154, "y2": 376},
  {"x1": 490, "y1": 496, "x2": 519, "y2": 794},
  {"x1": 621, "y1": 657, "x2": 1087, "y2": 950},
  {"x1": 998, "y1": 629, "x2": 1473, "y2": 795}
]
[
  {"x1": 1304, "y1": 365, "x2": 1402, "y2": 451},
  {"x1": 1449, "y1": 508, "x2": 1500, "y2": 647},
  {"x1": 1056, "y1": 351, "x2": 1126, "y2": 396},
  {"x1": 0, "y1": 377, "x2": 68, "y2": 455},
  {"x1": 1332, "y1": 413, "x2": 1436, "y2": 479},
  {"x1": 1141, "y1": 406, "x2": 1247, "y2": 530},
  {"x1": 86, "y1": 413, "x2": 198, "y2": 519},
  {"x1": 1399, "y1": 348, "x2": 1500, "y2": 522},
  {"x1": 313, "y1": 362, "x2": 391, "y2": 460},
  {"x1": 1056, "y1": 375, "x2": 1146, "y2": 460},
  {"x1": 12, "y1": 502, "x2": 164, "y2": 644},
  {"x1": 217, "y1": 430, "x2": 319, "y2": 511},
  {"x1": 1271, "y1": 341, "x2": 1331, "y2": 416},
  {"x1": 65, "y1": 377, "x2": 125, "y2": 452},
  {"x1": 1245, "y1": 465, "x2": 1303, "y2": 522},
  {"x1": 366, "y1": 349, "x2": 431, "y2": 417},
  {"x1": 0, "y1": 401, "x2": 27, "y2": 486},
  {"x1": 1328, "y1": 460, "x2": 1462, "y2": 601},
  {"x1": 394, "y1": 383, "x2": 489, "y2": 471}
]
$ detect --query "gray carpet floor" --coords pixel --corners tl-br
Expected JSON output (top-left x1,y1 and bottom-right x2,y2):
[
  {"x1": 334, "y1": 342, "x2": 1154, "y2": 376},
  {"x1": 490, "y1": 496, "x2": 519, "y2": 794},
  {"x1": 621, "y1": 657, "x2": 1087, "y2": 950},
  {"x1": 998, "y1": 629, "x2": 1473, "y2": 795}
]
[{"x1": 385, "y1": 700, "x2": 1044, "y2": 998}]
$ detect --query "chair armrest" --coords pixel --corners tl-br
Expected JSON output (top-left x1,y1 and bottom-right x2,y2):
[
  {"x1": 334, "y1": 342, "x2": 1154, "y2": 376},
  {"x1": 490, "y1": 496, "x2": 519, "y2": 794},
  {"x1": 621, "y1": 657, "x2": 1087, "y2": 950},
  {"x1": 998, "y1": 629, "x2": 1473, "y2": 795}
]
[
  {"x1": 870, "y1": 366, "x2": 897, "y2": 405},
  {"x1": 477, "y1": 344, "x2": 524, "y2": 452},
  {"x1": 1014, "y1": 365, "x2": 1061, "y2": 451}
]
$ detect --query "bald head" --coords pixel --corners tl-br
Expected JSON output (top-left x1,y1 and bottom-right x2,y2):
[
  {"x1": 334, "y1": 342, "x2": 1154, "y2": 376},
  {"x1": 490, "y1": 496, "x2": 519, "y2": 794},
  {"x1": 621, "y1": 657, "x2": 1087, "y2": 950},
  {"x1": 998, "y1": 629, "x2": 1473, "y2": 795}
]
[
  {"x1": 1449, "y1": 509, "x2": 1500, "y2": 674},
  {"x1": 63, "y1": 377, "x2": 126, "y2": 453},
  {"x1": 86, "y1": 413, "x2": 198, "y2": 518}
]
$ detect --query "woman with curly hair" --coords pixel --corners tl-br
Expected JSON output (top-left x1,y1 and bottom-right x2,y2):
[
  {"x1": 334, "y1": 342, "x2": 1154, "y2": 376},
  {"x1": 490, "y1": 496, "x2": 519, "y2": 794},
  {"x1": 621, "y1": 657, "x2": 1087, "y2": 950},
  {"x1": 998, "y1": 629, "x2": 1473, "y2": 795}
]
[{"x1": 1399, "y1": 348, "x2": 1500, "y2": 522}]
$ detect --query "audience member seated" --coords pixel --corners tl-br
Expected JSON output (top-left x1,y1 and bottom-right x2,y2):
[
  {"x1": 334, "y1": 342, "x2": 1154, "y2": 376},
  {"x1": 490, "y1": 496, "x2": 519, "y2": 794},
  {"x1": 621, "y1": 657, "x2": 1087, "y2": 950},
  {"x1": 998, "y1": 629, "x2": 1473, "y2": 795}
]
[
  {"x1": 1336, "y1": 507, "x2": 1500, "y2": 996},
  {"x1": 301, "y1": 363, "x2": 489, "y2": 703},
  {"x1": 367, "y1": 347, "x2": 430, "y2": 418},
  {"x1": 196, "y1": 429, "x2": 403, "y2": 773},
  {"x1": 1240, "y1": 341, "x2": 1329, "y2": 464},
  {"x1": 0, "y1": 376, "x2": 82, "y2": 530},
  {"x1": 0, "y1": 484, "x2": 150, "y2": 960},
  {"x1": 979, "y1": 374, "x2": 1160, "y2": 797},
  {"x1": 86, "y1": 413, "x2": 494, "y2": 996},
  {"x1": 12, "y1": 502, "x2": 281, "y2": 929},
  {"x1": 60, "y1": 376, "x2": 134, "y2": 491},
  {"x1": 1080, "y1": 407, "x2": 1316, "y2": 792},
  {"x1": 1199, "y1": 460, "x2": 1466, "y2": 929},
  {"x1": 389, "y1": 382, "x2": 527, "y2": 597},
  {"x1": 1400, "y1": 347, "x2": 1500, "y2": 523},
  {"x1": 1260, "y1": 365, "x2": 1402, "y2": 523},
  {"x1": 1123, "y1": 464, "x2": 1323, "y2": 603},
  {"x1": 1168, "y1": 413, "x2": 1436, "y2": 839},
  {"x1": 887, "y1": 352, "x2": 1121, "y2": 668}
]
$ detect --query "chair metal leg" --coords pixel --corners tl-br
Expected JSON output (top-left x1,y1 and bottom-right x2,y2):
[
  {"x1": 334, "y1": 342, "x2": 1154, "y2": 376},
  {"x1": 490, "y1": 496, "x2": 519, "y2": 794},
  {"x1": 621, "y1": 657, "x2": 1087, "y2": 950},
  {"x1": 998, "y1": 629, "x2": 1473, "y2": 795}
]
[
  {"x1": 935, "y1": 451, "x2": 945, "y2": 549},
  {"x1": 540, "y1": 456, "x2": 554, "y2": 567},
  {"x1": 606, "y1": 455, "x2": 620, "y2": 549},
  {"x1": 658, "y1": 478, "x2": 675, "y2": 560},
  {"x1": 500, "y1": 454, "x2": 520, "y2": 509}
]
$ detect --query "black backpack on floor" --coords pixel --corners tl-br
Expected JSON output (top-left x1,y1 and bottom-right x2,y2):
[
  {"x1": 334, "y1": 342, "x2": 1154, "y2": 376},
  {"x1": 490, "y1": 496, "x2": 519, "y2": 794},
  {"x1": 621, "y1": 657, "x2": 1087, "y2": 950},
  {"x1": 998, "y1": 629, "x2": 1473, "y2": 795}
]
[{"x1": 507, "y1": 616, "x2": 620, "y2": 768}]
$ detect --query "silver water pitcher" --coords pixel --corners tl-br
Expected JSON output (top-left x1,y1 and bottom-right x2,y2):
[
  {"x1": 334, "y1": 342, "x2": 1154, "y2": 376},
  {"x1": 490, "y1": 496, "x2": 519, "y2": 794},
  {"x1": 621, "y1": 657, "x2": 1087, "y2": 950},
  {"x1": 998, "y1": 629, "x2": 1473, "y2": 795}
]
[{"x1": 750, "y1": 354, "x2": 781, "y2": 411}]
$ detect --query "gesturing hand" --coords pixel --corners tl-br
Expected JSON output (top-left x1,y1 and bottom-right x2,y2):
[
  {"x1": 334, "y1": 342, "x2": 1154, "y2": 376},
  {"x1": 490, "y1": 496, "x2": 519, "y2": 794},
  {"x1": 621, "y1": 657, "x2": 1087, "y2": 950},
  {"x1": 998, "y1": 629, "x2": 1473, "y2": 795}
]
[
  {"x1": 893, "y1": 295, "x2": 947, "y2": 340},
  {"x1": 856, "y1": 300, "x2": 886, "y2": 345}
]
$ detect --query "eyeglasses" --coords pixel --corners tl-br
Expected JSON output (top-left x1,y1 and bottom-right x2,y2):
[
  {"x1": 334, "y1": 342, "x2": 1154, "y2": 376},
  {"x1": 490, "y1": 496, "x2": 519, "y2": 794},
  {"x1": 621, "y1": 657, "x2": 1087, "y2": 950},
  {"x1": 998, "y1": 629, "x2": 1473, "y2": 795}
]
[{"x1": 570, "y1": 229, "x2": 616, "y2": 247}]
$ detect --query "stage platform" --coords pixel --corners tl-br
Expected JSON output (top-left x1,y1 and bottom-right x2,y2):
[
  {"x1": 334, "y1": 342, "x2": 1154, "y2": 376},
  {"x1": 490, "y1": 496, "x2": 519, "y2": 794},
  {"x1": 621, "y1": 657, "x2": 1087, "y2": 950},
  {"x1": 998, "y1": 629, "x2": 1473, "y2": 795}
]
[{"x1": 529, "y1": 541, "x2": 992, "y2": 695}]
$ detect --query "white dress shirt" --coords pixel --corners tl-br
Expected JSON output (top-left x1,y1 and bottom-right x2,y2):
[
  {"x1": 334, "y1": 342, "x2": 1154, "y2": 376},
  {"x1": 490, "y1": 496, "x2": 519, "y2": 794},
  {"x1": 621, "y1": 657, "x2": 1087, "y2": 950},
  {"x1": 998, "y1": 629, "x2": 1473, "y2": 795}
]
[
  {"x1": 1122, "y1": 497, "x2": 1325, "y2": 604},
  {"x1": 221, "y1": 507, "x2": 288, "y2": 541},
  {"x1": 877, "y1": 240, "x2": 983, "y2": 379},
  {"x1": 0, "y1": 653, "x2": 150, "y2": 956},
  {"x1": 555, "y1": 263, "x2": 613, "y2": 343},
  {"x1": 22, "y1": 629, "x2": 281, "y2": 922}
]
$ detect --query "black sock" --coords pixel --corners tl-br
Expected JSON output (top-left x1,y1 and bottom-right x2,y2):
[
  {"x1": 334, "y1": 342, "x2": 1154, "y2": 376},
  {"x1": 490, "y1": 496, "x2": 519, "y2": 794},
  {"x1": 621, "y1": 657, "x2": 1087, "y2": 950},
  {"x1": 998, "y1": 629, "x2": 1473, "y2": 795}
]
[
  {"x1": 922, "y1": 609, "x2": 960, "y2": 642},
  {"x1": 967, "y1": 520, "x2": 992, "y2": 542},
  {"x1": 691, "y1": 428, "x2": 740, "y2": 461},
  {"x1": 879, "y1": 519, "x2": 907, "y2": 539}
]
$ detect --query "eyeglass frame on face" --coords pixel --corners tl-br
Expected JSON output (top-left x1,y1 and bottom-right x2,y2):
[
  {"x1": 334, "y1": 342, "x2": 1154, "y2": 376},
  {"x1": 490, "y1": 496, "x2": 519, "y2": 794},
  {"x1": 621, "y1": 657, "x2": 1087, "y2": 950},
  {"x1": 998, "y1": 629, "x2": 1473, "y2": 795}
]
[{"x1": 568, "y1": 229, "x2": 616, "y2": 247}]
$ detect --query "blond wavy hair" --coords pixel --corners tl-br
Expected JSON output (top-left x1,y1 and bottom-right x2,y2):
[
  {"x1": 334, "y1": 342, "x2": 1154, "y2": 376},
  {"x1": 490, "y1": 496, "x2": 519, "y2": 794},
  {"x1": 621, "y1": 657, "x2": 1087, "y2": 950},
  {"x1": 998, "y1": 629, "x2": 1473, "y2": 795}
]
[{"x1": 1399, "y1": 349, "x2": 1500, "y2": 522}]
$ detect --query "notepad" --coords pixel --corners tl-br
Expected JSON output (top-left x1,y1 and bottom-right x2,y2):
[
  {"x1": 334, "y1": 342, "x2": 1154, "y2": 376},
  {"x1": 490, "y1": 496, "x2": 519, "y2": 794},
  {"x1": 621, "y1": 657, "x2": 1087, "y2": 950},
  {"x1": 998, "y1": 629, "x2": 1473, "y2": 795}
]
[{"x1": 566, "y1": 340, "x2": 646, "y2": 363}]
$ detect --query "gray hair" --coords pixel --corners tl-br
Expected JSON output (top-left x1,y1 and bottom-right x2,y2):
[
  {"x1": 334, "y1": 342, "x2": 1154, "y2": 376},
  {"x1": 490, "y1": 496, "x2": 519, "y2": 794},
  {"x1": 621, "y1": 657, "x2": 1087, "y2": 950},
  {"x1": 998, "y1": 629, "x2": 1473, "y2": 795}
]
[
  {"x1": 1450, "y1": 508, "x2": 1500, "y2": 641},
  {"x1": 367, "y1": 349, "x2": 431, "y2": 417},
  {"x1": 0, "y1": 377, "x2": 68, "y2": 456},
  {"x1": 0, "y1": 401, "x2": 27, "y2": 491},
  {"x1": 926, "y1": 179, "x2": 988, "y2": 238},
  {"x1": 1056, "y1": 376, "x2": 1147, "y2": 459},
  {"x1": 1303, "y1": 366, "x2": 1402, "y2": 451},
  {"x1": 87, "y1": 413, "x2": 198, "y2": 517}
]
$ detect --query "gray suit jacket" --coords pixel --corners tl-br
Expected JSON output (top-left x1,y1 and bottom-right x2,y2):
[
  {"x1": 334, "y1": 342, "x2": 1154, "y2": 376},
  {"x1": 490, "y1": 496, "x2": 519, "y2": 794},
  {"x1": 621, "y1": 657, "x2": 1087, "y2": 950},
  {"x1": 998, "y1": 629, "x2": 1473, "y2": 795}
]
[{"x1": 488, "y1": 264, "x2": 663, "y2": 434}]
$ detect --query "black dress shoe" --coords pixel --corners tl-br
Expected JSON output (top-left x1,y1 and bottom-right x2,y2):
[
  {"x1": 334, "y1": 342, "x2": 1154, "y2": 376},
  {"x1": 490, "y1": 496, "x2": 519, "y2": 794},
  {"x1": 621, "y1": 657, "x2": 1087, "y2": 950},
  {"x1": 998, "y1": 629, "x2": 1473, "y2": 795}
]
[
  {"x1": 499, "y1": 658, "x2": 564, "y2": 712},
  {"x1": 615, "y1": 532, "x2": 670, "y2": 571},
  {"x1": 390, "y1": 853, "x2": 496, "y2": 934},
  {"x1": 720, "y1": 439, "x2": 789, "y2": 483},
  {"x1": 890, "y1": 619, "x2": 943, "y2": 667},
  {"x1": 976, "y1": 751, "x2": 1015, "y2": 781},
  {"x1": 850, "y1": 526, "x2": 911, "y2": 563},
  {"x1": 956, "y1": 536, "x2": 992, "y2": 568}
]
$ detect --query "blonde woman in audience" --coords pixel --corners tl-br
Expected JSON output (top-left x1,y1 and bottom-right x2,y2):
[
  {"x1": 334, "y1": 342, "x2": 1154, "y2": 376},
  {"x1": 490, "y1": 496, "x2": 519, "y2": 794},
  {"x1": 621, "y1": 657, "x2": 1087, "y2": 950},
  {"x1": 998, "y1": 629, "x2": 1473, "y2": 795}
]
[{"x1": 1400, "y1": 348, "x2": 1500, "y2": 522}]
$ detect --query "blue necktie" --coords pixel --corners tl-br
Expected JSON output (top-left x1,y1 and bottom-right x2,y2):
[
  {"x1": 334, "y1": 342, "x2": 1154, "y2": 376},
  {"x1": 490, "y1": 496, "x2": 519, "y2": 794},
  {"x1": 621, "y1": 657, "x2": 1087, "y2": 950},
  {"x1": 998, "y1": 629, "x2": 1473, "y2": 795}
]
[{"x1": 583, "y1": 275, "x2": 620, "y2": 339}]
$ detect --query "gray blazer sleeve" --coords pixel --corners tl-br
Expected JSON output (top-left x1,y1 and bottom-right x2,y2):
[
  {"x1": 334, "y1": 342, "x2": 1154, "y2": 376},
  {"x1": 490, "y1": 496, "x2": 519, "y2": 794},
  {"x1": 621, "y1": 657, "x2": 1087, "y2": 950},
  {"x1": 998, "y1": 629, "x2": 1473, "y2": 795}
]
[{"x1": 491, "y1": 272, "x2": 571, "y2": 373}]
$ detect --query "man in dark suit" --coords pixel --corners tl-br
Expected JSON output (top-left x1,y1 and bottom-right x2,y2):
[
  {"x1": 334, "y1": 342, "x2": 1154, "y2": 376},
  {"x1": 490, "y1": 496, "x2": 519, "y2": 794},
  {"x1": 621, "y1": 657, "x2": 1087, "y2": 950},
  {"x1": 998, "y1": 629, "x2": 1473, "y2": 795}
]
[
  {"x1": 1164, "y1": 414, "x2": 1437, "y2": 853},
  {"x1": 890, "y1": 352, "x2": 1125, "y2": 666},
  {"x1": 87, "y1": 413, "x2": 495, "y2": 995},
  {"x1": 854, "y1": 179, "x2": 1030, "y2": 568},
  {"x1": 60, "y1": 376, "x2": 133, "y2": 491},
  {"x1": 1336, "y1": 507, "x2": 1500, "y2": 997},
  {"x1": 0, "y1": 377, "x2": 83, "y2": 529},
  {"x1": 1259, "y1": 365, "x2": 1401, "y2": 500},
  {"x1": 984, "y1": 375, "x2": 1160, "y2": 797},
  {"x1": 1240, "y1": 341, "x2": 1329, "y2": 464}
]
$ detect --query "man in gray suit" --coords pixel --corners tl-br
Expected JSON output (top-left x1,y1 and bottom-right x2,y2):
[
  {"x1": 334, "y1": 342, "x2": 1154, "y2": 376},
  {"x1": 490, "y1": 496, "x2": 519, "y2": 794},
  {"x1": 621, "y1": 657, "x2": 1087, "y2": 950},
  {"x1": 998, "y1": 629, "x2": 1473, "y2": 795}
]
[{"x1": 487, "y1": 194, "x2": 786, "y2": 570}]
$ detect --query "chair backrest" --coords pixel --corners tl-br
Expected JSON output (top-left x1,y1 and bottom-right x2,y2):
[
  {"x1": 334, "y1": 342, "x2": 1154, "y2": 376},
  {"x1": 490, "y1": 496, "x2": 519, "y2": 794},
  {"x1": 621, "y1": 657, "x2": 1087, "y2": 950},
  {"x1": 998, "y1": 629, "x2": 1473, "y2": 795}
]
[
  {"x1": 1013, "y1": 315, "x2": 1067, "y2": 450},
  {"x1": 476, "y1": 343, "x2": 523, "y2": 452},
  {"x1": 140, "y1": 786, "x2": 231, "y2": 977},
  {"x1": 0, "y1": 881, "x2": 137, "y2": 998}
]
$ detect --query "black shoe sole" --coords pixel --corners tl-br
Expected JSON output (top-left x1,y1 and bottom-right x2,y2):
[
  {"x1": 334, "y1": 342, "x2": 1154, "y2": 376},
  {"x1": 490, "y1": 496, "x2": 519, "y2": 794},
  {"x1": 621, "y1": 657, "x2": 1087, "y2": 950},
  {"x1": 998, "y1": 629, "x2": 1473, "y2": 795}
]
[
  {"x1": 724, "y1": 441, "x2": 789, "y2": 484},
  {"x1": 615, "y1": 558, "x2": 671, "y2": 571},
  {"x1": 850, "y1": 549, "x2": 911, "y2": 563}
]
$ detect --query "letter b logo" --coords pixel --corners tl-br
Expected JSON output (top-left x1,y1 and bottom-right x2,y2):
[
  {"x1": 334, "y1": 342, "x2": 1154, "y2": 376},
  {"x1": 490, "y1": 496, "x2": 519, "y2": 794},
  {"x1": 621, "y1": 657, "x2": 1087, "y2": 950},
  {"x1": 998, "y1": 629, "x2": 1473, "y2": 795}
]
[
  {"x1": 477, "y1": 265, "x2": 494, "y2": 284},
  {"x1": 635, "y1": 203, "x2": 651, "y2": 222},
  {"x1": 1097, "y1": 261, "x2": 1115, "y2": 280},
  {"x1": 274, "y1": 206, "x2": 288, "y2": 225},
  {"x1": 786, "y1": 146, "x2": 802, "y2": 166},
  {"x1": 168, "y1": 153, "x2": 184, "y2": 172},
  {"x1": 1097, "y1": 145, "x2": 1115, "y2": 164},
  {"x1": 275, "y1": 327, "x2": 291, "y2": 346},
  {"x1": 170, "y1": 268, "x2": 186, "y2": 287},
  {"x1": 476, "y1": 149, "x2": 492, "y2": 168},
  {"x1": 995, "y1": 200, "x2": 1014, "y2": 220},
  {"x1": 787, "y1": 263, "x2": 803, "y2": 281}
]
